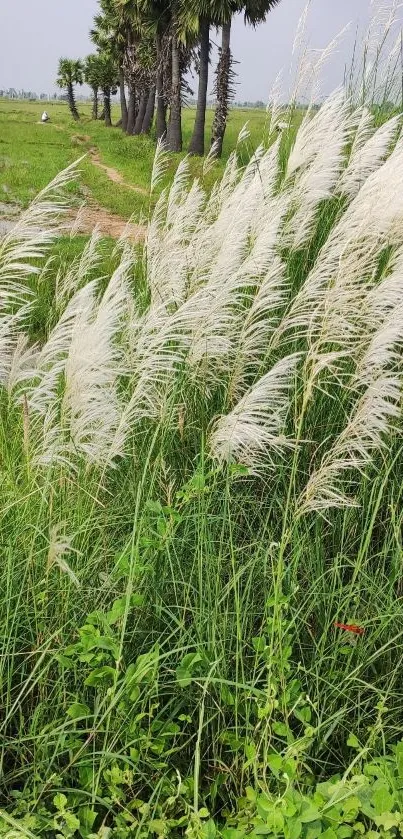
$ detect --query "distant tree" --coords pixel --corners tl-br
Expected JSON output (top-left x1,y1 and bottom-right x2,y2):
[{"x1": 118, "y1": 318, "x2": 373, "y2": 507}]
[
  {"x1": 84, "y1": 54, "x2": 102, "y2": 119},
  {"x1": 56, "y1": 58, "x2": 83, "y2": 120},
  {"x1": 97, "y1": 52, "x2": 119, "y2": 126}
]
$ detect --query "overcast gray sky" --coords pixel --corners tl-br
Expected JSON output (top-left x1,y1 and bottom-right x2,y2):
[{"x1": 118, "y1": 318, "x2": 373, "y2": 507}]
[{"x1": 0, "y1": 0, "x2": 400, "y2": 100}]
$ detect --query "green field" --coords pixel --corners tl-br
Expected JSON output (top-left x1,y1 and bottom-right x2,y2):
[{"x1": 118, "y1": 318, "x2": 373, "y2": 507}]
[{"x1": 0, "y1": 99, "x2": 269, "y2": 221}]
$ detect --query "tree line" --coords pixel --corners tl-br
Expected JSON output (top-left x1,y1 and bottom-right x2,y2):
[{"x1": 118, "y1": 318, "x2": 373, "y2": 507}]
[{"x1": 57, "y1": 0, "x2": 282, "y2": 157}]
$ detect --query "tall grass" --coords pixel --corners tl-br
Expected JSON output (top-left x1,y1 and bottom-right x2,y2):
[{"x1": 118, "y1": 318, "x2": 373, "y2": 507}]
[{"x1": 2, "y1": 10, "x2": 403, "y2": 833}]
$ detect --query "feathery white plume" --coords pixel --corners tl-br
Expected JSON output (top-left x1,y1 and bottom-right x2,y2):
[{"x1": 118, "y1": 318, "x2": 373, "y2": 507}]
[
  {"x1": 27, "y1": 281, "x2": 98, "y2": 421},
  {"x1": 267, "y1": 71, "x2": 286, "y2": 138},
  {"x1": 0, "y1": 162, "x2": 79, "y2": 291},
  {"x1": 209, "y1": 354, "x2": 299, "y2": 471},
  {"x1": 357, "y1": 303, "x2": 403, "y2": 384},
  {"x1": 278, "y1": 137, "x2": 403, "y2": 349},
  {"x1": 228, "y1": 258, "x2": 289, "y2": 402},
  {"x1": 4, "y1": 333, "x2": 39, "y2": 395},
  {"x1": 286, "y1": 90, "x2": 347, "y2": 178},
  {"x1": 150, "y1": 138, "x2": 169, "y2": 194},
  {"x1": 55, "y1": 228, "x2": 102, "y2": 310},
  {"x1": 237, "y1": 123, "x2": 251, "y2": 146},
  {"x1": 47, "y1": 524, "x2": 79, "y2": 587},
  {"x1": 292, "y1": 0, "x2": 312, "y2": 56},
  {"x1": 63, "y1": 254, "x2": 131, "y2": 466},
  {"x1": 300, "y1": 374, "x2": 402, "y2": 513},
  {"x1": 147, "y1": 179, "x2": 206, "y2": 307},
  {"x1": 0, "y1": 308, "x2": 34, "y2": 391},
  {"x1": 339, "y1": 114, "x2": 400, "y2": 198}
]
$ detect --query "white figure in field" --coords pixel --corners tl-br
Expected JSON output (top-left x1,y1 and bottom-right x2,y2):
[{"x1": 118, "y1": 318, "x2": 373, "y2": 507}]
[{"x1": 41, "y1": 111, "x2": 50, "y2": 123}]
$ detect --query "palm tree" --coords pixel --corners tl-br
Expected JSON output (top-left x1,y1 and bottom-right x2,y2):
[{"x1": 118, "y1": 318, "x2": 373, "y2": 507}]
[
  {"x1": 137, "y1": 0, "x2": 170, "y2": 139},
  {"x1": 167, "y1": 0, "x2": 183, "y2": 151},
  {"x1": 97, "y1": 52, "x2": 119, "y2": 126},
  {"x1": 210, "y1": 8, "x2": 234, "y2": 158},
  {"x1": 84, "y1": 54, "x2": 102, "y2": 119},
  {"x1": 210, "y1": 0, "x2": 283, "y2": 157},
  {"x1": 112, "y1": 0, "x2": 158, "y2": 135},
  {"x1": 91, "y1": 0, "x2": 129, "y2": 131},
  {"x1": 121, "y1": 2, "x2": 157, "y2": 135},
  {"x1": 56, "y1": 58, "x2": 83, "y2": 121},
  {"x1": 155, "y1": 31, "x2": 169, "y2": 139}
]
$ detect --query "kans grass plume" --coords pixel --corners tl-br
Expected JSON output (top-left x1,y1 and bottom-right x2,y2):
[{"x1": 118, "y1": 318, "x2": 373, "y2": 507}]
[{"x1": 1, "y1": 77, "x2": 403, "y2": 512}]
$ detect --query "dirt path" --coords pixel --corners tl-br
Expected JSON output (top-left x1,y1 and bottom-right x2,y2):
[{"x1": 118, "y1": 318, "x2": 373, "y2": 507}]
[
  {"x1": 65, "y1": 202, "x2": 145, "y2": 242},
  {"x1": 0, "y1": 200, "x2": 146, "y2": 243},
  {"x1": 89, "y1": 148, "x2": 149, "y2": 197}
]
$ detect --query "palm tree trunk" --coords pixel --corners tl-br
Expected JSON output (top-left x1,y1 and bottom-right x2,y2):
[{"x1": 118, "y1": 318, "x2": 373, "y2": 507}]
[
  {"x1": 127, "y1": 85, "x2": 136, "y2": 134},
  {"x1": 167, "y1": 4, "x2": 182, "y2": 152},
  {"x1": 211, "y1": 19, "x2": 232, "y2": 157},
  {"x1": 156, "y1": 34, "x2": 167, "y2": 140},
  {"x1": 119, "y1": 68, "x2": 128, "y2": 132},
  {"x1": 189, "y1": 18, "x2": 210, "y2": 156},
  {"x1": 91, "y1": 87, "x2": 98, "y2": 120},
  {"x1": 104, "y1": 88, "x2": 112, "y2": 127},
  {"x1": 134, "y1": 92, "x2": 148, "y2": 135},
  {"x1": 98, "y1": 95, "x2": 105, "y2": 120},
  {"x1": 67, "y1": 82, "x2": 79, "y2": 121},
  {"x1": 142, "y1": 86, "x2": 156, "y2": 134}
]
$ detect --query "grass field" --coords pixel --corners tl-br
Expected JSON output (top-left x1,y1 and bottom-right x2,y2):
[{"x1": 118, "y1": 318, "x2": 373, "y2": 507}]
[
  {"x1": 0, "y1": 99, "x2": 269, "y2": 221},
  {"x1": 3, "y1": 87, "x2": 403, "y2": 839}
]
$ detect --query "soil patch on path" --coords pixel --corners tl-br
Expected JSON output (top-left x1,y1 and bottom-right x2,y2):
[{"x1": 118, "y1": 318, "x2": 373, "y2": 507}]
[
  {"x1": 0, "y1": 199, "x2": 145, "y2": 243},
  {"x1": 66, "y1": 201, "x2": 146, "y2": 242},
  {"x1": 0, "y1": 200, "x2": 21, "y2": 235}
]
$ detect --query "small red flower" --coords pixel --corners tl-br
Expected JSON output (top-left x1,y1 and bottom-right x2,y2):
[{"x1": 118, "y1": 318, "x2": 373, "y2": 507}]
[{"x1": 334, "y1": 622, "x2": 364, "y2": 636}]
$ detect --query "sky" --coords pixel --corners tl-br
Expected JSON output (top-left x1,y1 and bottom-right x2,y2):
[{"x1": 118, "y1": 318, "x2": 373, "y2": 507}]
[{"x1": 0, "y1": 0, "x2": 401, "y2": 100}]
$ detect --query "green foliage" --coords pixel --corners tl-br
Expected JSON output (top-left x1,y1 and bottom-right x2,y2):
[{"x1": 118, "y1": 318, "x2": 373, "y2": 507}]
[
  {"x1": 84, "y1": 54, "x2": 103, "y2": 91},
  {"x1": 4, "y1": 695, "x2": 403, "y2": 839},
  {"x1": 56, "y1": 58, "x2": 84, "y2": 90}
]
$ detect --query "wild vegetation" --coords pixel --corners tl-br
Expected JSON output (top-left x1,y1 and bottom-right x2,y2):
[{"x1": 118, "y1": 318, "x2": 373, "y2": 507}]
[
  {"x1": 3, "y1": 3, "x2": 403, "y2": 838},
  {"x1": 2, "y1": 82, "x2": 403, "y2": 836}
]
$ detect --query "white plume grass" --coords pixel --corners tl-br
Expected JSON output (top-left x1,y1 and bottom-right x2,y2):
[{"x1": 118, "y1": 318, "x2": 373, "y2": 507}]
[
  {"x1": 63, "y1": 253, "x2": 131, "y2": 466},
  {"x1": 0, "y1": 161, "x2": 80, "y2": 293},
  {"x1": 55, "y1": 228, "x2": 102, "y2": 310},
  {"x1": 209, "y1": 355, "x2": 300, "y2": 472},
  {"x1": 300, "y1": 374, "x2": 402, "y2": 513},
  {"x1": 339, "y1": 113, "x2": 400, "y2": 198},
  {"x1": 228, "y1": 258, "x2": 289, "y2": 402},
  {"x1": 4, "y1": 72, "x2": 403, "y2": 491},
  {"x1": 47, "y1": 524, "x2": 79, "y2": 588}
]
